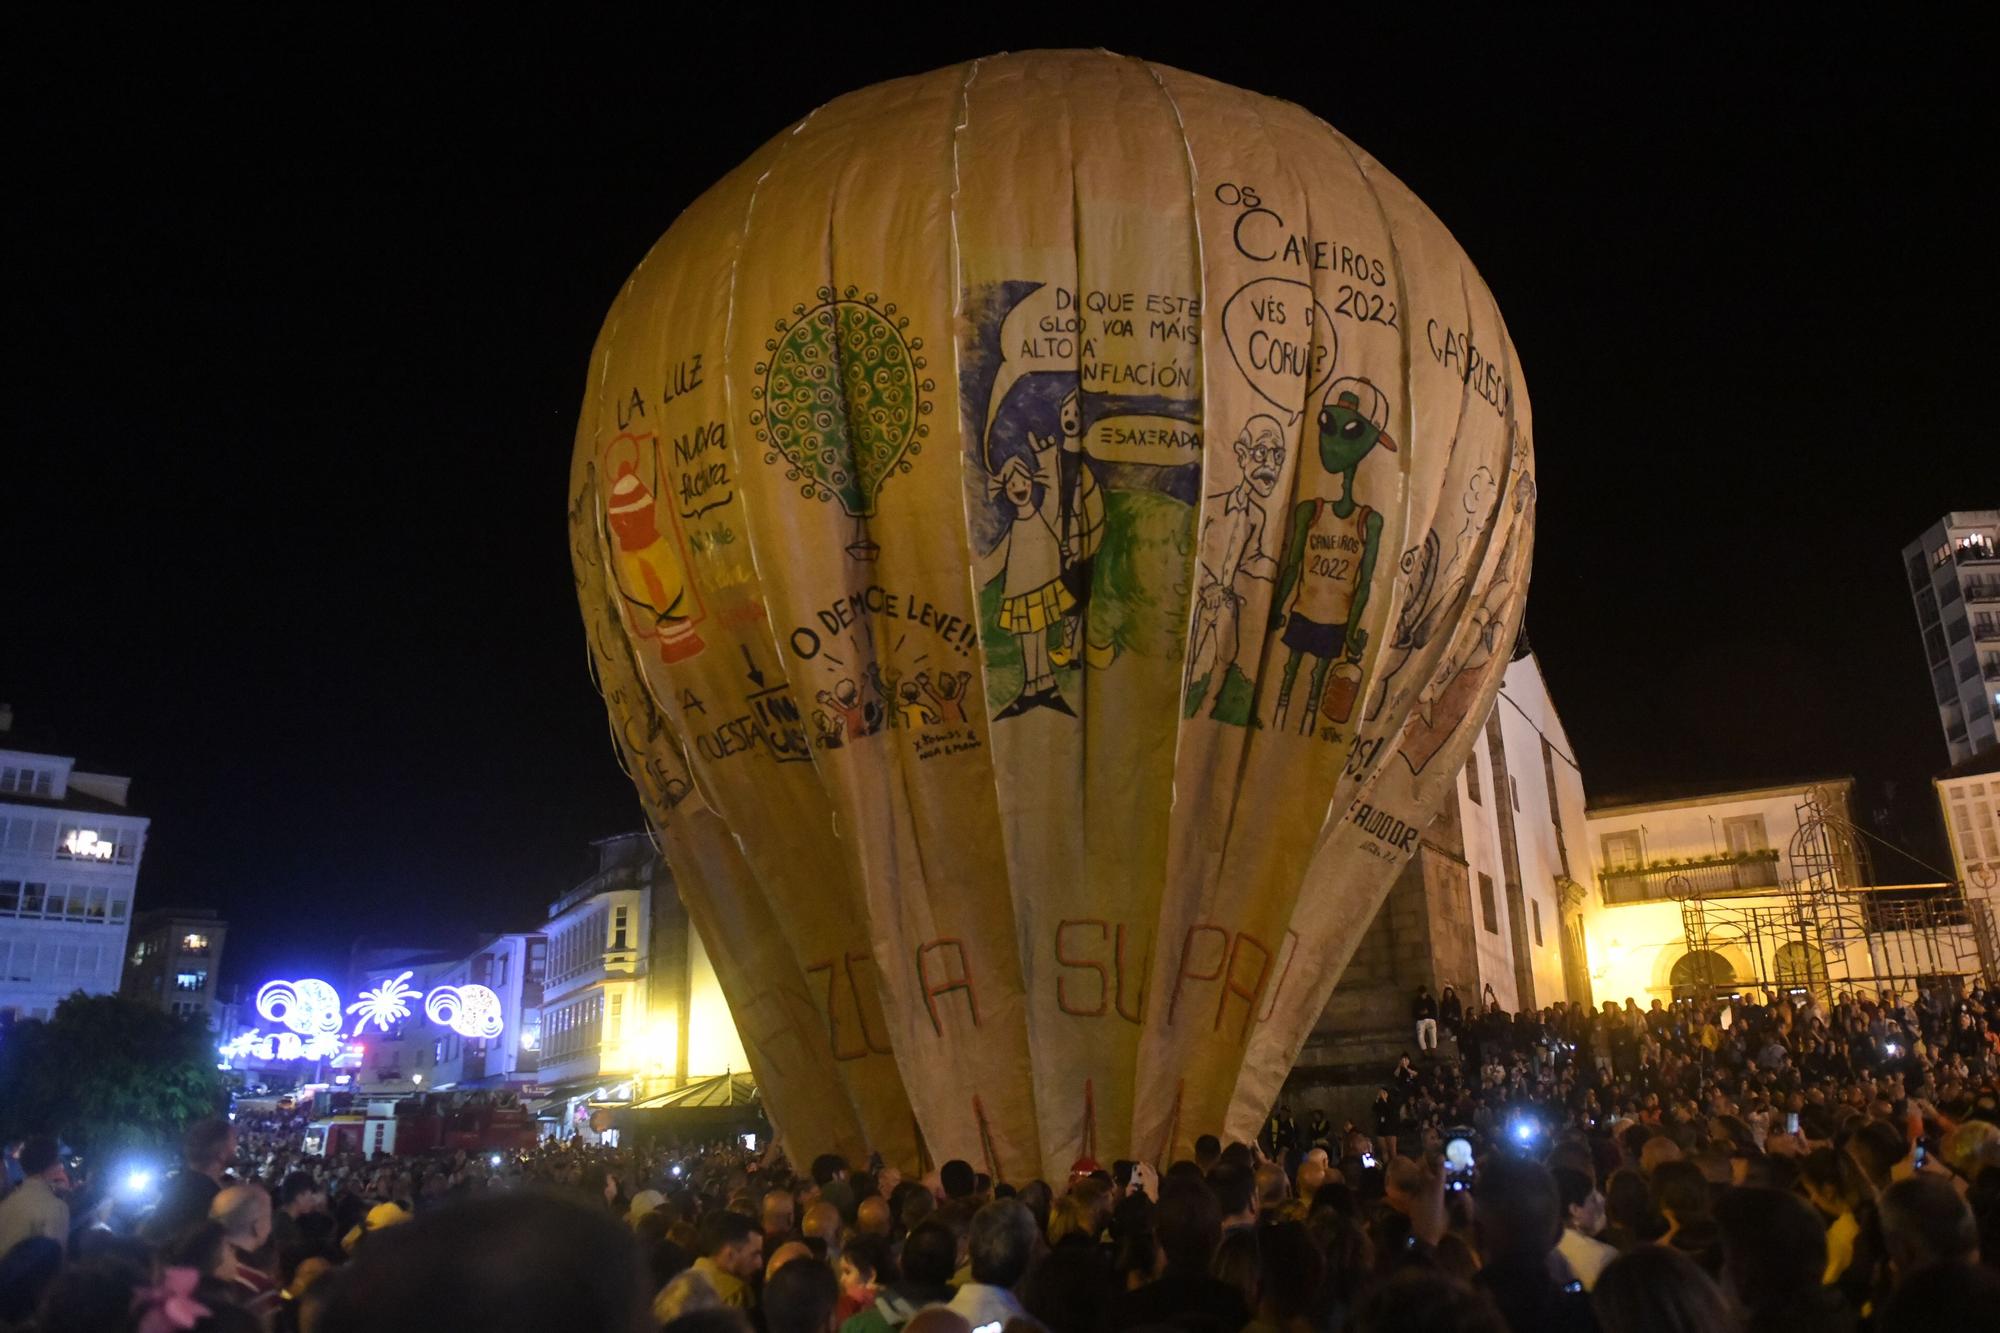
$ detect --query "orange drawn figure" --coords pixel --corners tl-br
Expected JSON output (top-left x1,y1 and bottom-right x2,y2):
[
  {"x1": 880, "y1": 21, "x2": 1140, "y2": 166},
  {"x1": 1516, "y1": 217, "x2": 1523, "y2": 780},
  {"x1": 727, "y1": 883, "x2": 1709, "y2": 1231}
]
[{"x1": 601, "y1": 433, "x2": 706, "y2": 664}]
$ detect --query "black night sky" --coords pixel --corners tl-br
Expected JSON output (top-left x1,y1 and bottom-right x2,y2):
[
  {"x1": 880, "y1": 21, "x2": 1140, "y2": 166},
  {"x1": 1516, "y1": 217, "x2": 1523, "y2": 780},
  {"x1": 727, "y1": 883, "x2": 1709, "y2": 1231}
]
[{"x1": 8, "y1": 22, "x2": 1993, "y2": 987}]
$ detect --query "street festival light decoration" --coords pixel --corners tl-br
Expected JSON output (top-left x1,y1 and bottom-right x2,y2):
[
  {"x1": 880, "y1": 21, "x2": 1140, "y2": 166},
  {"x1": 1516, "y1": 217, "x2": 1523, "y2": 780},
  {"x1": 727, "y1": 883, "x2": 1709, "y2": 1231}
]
[
  {"x1": 255, "y1": 978, "x2": 345, "y2": 1037},
  {"x1": 424, "y1": 983, "x2": 506, "y2": 1040},
  {"x1": 346, "y1": 971, "x2": 418, "y2": 1034},
  {"x1": 570, "y1": 52, "x2": 1535, "y2": 1179},
  {"x1": 227, "y1": 974, "x2": 506, "y2": 1064}
]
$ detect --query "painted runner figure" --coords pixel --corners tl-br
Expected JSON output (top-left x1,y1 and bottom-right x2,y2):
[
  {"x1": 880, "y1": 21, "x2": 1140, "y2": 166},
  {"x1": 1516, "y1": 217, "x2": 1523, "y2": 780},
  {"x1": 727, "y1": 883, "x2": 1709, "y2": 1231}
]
[{"x1": 1270, "y1": 378, "x2": 1396, "y2": 733}]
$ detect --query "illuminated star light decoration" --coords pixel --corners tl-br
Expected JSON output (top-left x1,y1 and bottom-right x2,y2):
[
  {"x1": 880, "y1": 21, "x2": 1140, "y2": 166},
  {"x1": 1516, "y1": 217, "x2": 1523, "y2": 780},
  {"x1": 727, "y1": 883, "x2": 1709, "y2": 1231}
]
[
  {"x1": 256, "y1": 978, "x2": 346, "y2": 1037},
  {"x1": 425, "y1": 983, "x2": 505, "y2": 1040},
  {"x1": 347, "y1": 970, "x2": 418, "y2": 1034}
]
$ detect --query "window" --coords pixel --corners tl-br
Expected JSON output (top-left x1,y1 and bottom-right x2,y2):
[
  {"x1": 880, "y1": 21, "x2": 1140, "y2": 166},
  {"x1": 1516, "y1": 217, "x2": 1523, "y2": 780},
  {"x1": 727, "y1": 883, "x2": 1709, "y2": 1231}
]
[
  {"x1": 609, "y1": 993, "x2": 624, "y2": 1046},
  {"x1": 611, "y1": 906, "x2": 629, "y2": 952},
  {"x1": 1916, "y1": 587, "x2": 1940, "y2": 622},
  {"x1": 1532, "y1": 899, "x2": 1543, "y2": 946},
  {"x1": 1963, "y1": 655, "x2": 1981, "y2": 683},
  {"x1": 1465, "y1": 752, "x2": 1483, "y2": 805},
  {"x1": 1600, "y1": 831, "x2": 1643, "y2": 871},
  {"x1": 0, "y1": 767, "x2": 51, "y2": 795},
  {"x1": 1721, "y1": 815, "x2": 1769, "y2": 856},
  {"x1": 1925, "y1": 625, "x2": 1950, "y2": 662},
  {"x1": 1670, "y1": 949, "x2": 1738, "y2": 1000},
  {"x1": 1478, "y1": 873, "x2": 1499, "y2": 933},
  {"x1": 1948, "y1": 615, "x2": 1971, "y2": 644},
  {"x1": 181, "y1": 933, "x2": 210, "y2": 954},
  {"x1": 0, "y1": 881, "x2": 17, "y2": 914},
  {"x1": 175, "y1": 971, "x2": 207, "y2": 992},
  {"x1": 21, "y1": 884, "x2": 46, "y2": 916},
  {"x1": 57, "y1": 825, "x2": 118, "y2": 861}
]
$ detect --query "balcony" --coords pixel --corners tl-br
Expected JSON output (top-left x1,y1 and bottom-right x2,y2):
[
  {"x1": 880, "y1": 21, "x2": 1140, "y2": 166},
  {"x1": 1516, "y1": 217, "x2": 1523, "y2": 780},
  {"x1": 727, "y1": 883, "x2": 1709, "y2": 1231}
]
[
  {"x1": 1956, "y1": 541, "x2": 2000, "y2": 567},
  {"x1": 1966, "y1": 582, "x2": 2000, "y2": 604},
  {"x1": 1600, "y1": 848, "x2": 1784, "y2": 905}
]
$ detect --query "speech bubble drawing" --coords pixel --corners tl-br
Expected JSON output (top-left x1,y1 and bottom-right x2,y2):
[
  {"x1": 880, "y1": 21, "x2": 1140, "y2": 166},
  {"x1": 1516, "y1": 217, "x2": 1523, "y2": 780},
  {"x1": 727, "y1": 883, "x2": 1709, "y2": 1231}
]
[
  {"x1": 983, "y1": 283, "x2": 1077, "y2": 458},
  {"x1": 1086, "y1": 413, "x2": 1203, "y2": 466},
  {"x1": 1221, "y1": 278, "x2": 1335, "y2": 421}
]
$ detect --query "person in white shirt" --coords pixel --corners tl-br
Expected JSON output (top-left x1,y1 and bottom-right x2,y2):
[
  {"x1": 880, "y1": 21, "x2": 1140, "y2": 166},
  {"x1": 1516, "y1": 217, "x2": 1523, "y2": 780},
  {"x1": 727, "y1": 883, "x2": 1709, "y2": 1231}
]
[
  {"x1": 945, "y1": 1199, "x2": 1036, "y2": 1330},
  {"x1": 1552, "y1": 1166, "x2": 1618, "y2": 1291},
  {"x1": 0, "y1": 1135, "x2": 69, "y2": 1258}
]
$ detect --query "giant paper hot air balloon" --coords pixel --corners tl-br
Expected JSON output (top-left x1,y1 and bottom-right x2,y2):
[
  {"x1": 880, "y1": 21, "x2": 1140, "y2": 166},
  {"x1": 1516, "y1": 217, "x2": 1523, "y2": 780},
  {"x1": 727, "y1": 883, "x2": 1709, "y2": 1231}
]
[{"x1": 570, "y1": 50, "x2": 1535, "y2": 1181}]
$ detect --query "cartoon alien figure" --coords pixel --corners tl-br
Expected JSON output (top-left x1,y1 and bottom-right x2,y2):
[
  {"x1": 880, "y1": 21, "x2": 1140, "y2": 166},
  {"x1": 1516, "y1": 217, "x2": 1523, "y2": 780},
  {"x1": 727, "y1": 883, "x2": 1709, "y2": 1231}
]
[{"x1": 1269, "y1": 378, "x2": 1397, "y2": 733}]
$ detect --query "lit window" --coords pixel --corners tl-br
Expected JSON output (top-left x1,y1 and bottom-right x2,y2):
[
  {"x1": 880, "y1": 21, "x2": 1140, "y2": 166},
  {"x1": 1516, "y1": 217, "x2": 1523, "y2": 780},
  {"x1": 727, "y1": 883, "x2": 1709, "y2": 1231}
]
[
  {"x1": 182, "y1": 933, "x2": 210, "y2": 954},
  {"x1": 175, "y1": 970, "x2": 207, "y2": 992},
  {"x1": 57, "y1": 827, "x2": 115, "y2": 861}
]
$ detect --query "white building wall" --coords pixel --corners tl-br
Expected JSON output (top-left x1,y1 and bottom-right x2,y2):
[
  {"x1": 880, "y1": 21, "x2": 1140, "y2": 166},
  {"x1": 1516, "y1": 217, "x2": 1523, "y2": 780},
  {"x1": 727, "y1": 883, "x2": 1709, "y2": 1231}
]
[
  {"x1": 1456, "y1": 732, "x2": 1517, "y2": 1010},
  {"x1": 1938, "y1": 768, "x2": 2000, "y2": 912},
  {"x1": 0, "y1": 747, "x2": 145, "y2": 1021},
  {"x1": 1903, "y1": 511, "x2": 2000, "y2": 766},
  {"x1": 686, "y1": 925, "x2": 750, "y2": 1076},
  {"x1": 1495, "y1": 658, "x2": 1579, "y2": 1008},
  {"x1": 1581, "y1": 782, "x2": 1845, "y2": 1004}
]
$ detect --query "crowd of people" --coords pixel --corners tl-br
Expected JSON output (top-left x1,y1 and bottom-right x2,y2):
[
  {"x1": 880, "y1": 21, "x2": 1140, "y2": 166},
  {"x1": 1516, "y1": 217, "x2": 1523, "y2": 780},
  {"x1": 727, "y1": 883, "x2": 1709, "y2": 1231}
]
[{"x1": 0, "y1": 979, "x2": 1998, "y2": 1332}]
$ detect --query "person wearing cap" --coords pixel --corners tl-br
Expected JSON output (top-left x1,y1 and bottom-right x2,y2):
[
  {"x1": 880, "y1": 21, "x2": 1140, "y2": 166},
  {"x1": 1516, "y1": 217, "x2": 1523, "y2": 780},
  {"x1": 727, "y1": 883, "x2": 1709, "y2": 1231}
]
[
  {"x1": 342, "y1": 1200, "x2": 412, "y2": 1255},
  {"x1": 628, "y1": 1188, "x2": 666, "y2": 1227},
  {"x1": 1269, "y1": 376, "x2": 1395, "y2": 733}
]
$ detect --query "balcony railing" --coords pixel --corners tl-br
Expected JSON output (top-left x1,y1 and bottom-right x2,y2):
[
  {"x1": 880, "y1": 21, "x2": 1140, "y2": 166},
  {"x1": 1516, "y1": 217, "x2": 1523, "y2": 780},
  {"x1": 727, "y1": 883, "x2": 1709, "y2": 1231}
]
[
  {"x1": 1600, "y1": 849, "x2": 1784, "y2": 905},
  {"x1": 1965, "y1": 582, "x2": 2000, "y2": 604}
]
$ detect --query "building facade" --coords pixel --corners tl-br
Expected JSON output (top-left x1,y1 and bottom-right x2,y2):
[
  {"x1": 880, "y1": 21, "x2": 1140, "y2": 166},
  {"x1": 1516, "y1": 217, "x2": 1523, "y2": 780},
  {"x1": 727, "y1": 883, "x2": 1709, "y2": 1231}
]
[
  {"x1": 122, "y1": 908, "x2": 227, "y2": 1025},
  {"x1": 0, "y1": 708, "x2": 146, "y2": 1023},
  {"x1": 1937, "y1": 750, "x2": 2000, "y2": 911},
  {"x1": 1289, "y1": 646, "x2": 1997, "y2": 1124},
  {"x1": 534, "y1": 833, "x2": 747, "y2": 1136},
  {"x1": 423, "y1": 932, "x2": 546, "y2": 1091},
  {"x1": 1903, "y1": 509, "x2": 2000, "y2": 765},
  {"x1": 1581, "y1": 777, "x2": 1989, "y2": 1005},
  {"x1": 1294, "y1": 649, "x2": 1588, "y2": 1116}
]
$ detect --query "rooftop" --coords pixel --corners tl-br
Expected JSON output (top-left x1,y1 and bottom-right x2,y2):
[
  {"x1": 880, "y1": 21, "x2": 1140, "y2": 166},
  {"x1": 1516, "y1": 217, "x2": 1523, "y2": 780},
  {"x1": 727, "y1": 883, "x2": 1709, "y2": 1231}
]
[{"x1": 1587, "y1": 775, "x2": 1855, "y2": 816}]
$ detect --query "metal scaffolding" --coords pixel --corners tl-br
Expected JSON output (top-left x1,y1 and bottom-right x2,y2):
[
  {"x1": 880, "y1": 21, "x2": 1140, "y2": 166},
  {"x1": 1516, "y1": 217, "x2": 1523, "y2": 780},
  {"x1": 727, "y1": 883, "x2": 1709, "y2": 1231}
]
[{"x1": 1673, "y1": 785, "x2": 1997, "y2": 1002}]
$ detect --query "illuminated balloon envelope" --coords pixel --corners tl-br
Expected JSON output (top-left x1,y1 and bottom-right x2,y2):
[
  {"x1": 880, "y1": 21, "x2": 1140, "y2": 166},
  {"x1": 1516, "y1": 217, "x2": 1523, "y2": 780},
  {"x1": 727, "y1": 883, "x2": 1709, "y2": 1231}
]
[{"x1": 571, "y1": 50, "x2": 1534, "y2": 1178}]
